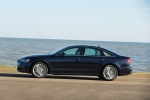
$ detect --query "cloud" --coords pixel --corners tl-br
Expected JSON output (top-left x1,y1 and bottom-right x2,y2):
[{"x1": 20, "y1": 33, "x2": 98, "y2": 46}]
[{"x1": 137, "y1": 8, "x2": 150, "y2": 13}]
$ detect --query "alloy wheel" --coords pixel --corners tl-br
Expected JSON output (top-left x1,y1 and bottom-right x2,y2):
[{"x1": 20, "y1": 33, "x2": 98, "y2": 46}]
[
  {"x1": 102, "y1": 65, "x2": 118, "y2": 81},
  {"x1": 32, "y1": 62, "x2": 48, "y2": 78}
]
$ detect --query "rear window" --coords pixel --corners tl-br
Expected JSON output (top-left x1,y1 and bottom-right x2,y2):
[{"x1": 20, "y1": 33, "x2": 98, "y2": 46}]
[{"x1": 102, "y1": 51, "x2": 113, "y2": 57}]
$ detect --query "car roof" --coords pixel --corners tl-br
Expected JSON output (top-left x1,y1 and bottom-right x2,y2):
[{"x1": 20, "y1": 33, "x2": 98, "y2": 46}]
[
  {"x1": 67, "y1": 45, "x2": 100, "y2": 48},
  {"x1": 66, "y1": 45, "x2": 119, "y2": 56}
]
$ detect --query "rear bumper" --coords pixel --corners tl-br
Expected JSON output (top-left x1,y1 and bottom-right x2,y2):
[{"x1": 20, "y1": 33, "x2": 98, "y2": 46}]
[{"x1": 119, "y1": 66, "x2": 132, "y2": 76}]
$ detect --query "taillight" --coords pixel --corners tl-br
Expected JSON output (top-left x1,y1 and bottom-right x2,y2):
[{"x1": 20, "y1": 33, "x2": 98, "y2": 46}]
[{"x1": 127, "y1": 58, "x2": 131, "y2": 64}]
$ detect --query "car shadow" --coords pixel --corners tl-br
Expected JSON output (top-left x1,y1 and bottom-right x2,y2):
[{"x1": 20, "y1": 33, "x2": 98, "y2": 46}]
[
  {"x1": 0, "y1": 73, "x2": 33, "y2": 78},
  {"x1": 0, "y1": 73, "x2": 103, "y2": 81},
  {"x1": 45, "y1": 75, "x2": 101, "y2": 81}
]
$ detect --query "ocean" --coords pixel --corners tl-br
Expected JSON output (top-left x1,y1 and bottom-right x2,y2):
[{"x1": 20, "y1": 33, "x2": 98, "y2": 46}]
[{"x1": 0, "y1": 37, "x2": 149, "y2": 72}]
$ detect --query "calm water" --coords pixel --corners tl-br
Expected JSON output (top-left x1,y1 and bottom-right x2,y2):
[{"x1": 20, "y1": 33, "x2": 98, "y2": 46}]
[{"x1": 0, "y1": 37, "x2": 150, "y2": 72}]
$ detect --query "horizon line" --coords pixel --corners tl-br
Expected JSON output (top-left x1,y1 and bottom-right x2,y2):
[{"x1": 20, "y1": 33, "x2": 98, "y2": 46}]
[{"x1": 0, "y1": 36, "x2": 150, "y2": 44}]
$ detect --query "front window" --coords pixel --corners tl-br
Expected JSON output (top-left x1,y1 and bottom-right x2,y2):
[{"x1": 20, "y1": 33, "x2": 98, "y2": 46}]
[{"x1": 63, "y1": 47, "x2": 81, "y2": 56}]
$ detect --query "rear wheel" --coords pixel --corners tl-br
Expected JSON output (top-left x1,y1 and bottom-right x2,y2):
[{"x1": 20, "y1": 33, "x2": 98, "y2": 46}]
[
  {"x1": 101, "y1": 65, "x2": 118, "y2": 81},
  {"x1": 32, "y1": 62, "x2": 48, "y2": 78}
]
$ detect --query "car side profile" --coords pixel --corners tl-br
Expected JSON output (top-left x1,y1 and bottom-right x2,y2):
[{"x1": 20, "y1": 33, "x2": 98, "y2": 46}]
[{"x1": 17, "y1": 45, "x2": 132, "y2": 81}]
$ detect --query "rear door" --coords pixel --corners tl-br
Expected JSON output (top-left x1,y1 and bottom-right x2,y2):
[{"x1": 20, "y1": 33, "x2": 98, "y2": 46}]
[{"x1": 79, "y1": 47, "x2": 103, "y2": 75}]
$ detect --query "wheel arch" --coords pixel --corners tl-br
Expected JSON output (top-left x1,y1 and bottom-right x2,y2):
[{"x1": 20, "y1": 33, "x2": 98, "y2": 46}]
[
  {"x1": 100, "y1": 63, "x2": 120, "y2": 76},
  {"x1": 29, "y1": 61, "x2": 49, "y2": 73}
]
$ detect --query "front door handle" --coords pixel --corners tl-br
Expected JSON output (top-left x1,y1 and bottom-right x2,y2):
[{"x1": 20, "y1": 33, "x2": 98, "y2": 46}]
[
  {"x1": 100, "y1": 59, "x2": 104, "y2": 61},
  {"x1": 74, "y1": 58, "x2": 80, "y2": 61}
]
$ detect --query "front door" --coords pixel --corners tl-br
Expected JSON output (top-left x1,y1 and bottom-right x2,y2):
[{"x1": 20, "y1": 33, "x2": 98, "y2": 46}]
[{"x1": 50, "y1": 47, "x2": 83, "y2": 74}]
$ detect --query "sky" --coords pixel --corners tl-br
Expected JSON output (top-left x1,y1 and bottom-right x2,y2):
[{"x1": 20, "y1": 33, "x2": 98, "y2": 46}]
[{"x1": 0, "y1": 0, "x2": 150, "y2": 42}]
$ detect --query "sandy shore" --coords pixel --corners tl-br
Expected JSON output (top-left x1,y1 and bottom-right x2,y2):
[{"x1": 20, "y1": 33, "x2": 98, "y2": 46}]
[{"x1": 0, "y1": 67, "x2": 150, "y2": 100}]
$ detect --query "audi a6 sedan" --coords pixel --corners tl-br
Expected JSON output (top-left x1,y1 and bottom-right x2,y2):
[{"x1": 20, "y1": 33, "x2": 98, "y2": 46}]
[{"x1": 17, "y1": 45, "x2": 132, "y2": 81}]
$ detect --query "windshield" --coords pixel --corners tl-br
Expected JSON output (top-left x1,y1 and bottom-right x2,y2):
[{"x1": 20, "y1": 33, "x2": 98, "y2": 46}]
[{"x1": 49, "y1": 46, "x2": 67, "y2": 55}]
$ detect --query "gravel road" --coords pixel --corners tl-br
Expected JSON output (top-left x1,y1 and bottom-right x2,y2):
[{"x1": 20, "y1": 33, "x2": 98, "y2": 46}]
[{"x1": 0, "y1": 69, "x2": 150, "y2": 100}]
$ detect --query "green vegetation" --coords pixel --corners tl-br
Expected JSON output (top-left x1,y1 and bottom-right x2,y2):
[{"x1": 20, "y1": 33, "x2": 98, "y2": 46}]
[{"x1": 0, "y1": 66, "x2": 16, "y2": 69}]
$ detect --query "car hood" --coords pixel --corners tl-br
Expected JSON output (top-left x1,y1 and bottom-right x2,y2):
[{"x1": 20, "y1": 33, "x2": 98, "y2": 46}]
[{"x1": 19, "y1": 54, "x2": 52, "y2": 59}]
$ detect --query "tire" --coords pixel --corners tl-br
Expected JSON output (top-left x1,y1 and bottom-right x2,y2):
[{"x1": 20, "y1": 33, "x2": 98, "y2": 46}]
[
  {"x1": 101, "y1": 65, "x2": 118, "y2": 81},
  {"x1": 32, "y1": 62, "x2": 48, "y2": 78}
]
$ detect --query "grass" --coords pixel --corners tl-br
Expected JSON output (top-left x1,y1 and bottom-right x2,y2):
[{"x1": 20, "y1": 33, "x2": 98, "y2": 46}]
[
  {"x1": 0, "y1": 66, "x2": 16, "y2": 69},
  {"x1": 0, "y1": 66, "x2": 17, "y2": 73}
]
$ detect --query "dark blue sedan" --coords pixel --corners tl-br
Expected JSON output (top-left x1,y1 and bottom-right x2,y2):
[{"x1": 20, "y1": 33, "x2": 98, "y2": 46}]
[{"x1": 17, "y1": 45, "x2": 132, "y2": 81}]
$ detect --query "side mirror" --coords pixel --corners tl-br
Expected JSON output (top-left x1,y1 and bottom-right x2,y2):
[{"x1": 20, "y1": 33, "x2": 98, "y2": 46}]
[{"x1": 59, "y1": 52, "x2": 65, "y2": 56}]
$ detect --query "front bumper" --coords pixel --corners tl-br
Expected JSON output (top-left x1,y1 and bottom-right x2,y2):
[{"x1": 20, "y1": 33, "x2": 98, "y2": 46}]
[{"x1": 17, "y1": 60, "x2": 31, "y2": 73}]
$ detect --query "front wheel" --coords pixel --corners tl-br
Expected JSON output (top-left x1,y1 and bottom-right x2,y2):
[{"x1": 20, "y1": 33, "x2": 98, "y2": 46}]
[
  {"x1": 32, "y1": 62, "x2": 48, "y2": 78},
  {"x1": 101, "y1": 65, "x2": 118, "y2": 81}
]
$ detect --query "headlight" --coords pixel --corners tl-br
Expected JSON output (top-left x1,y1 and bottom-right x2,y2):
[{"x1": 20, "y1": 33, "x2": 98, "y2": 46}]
[{"x1": 20, "y1": 59, "x2": 30, "y2": 62}]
